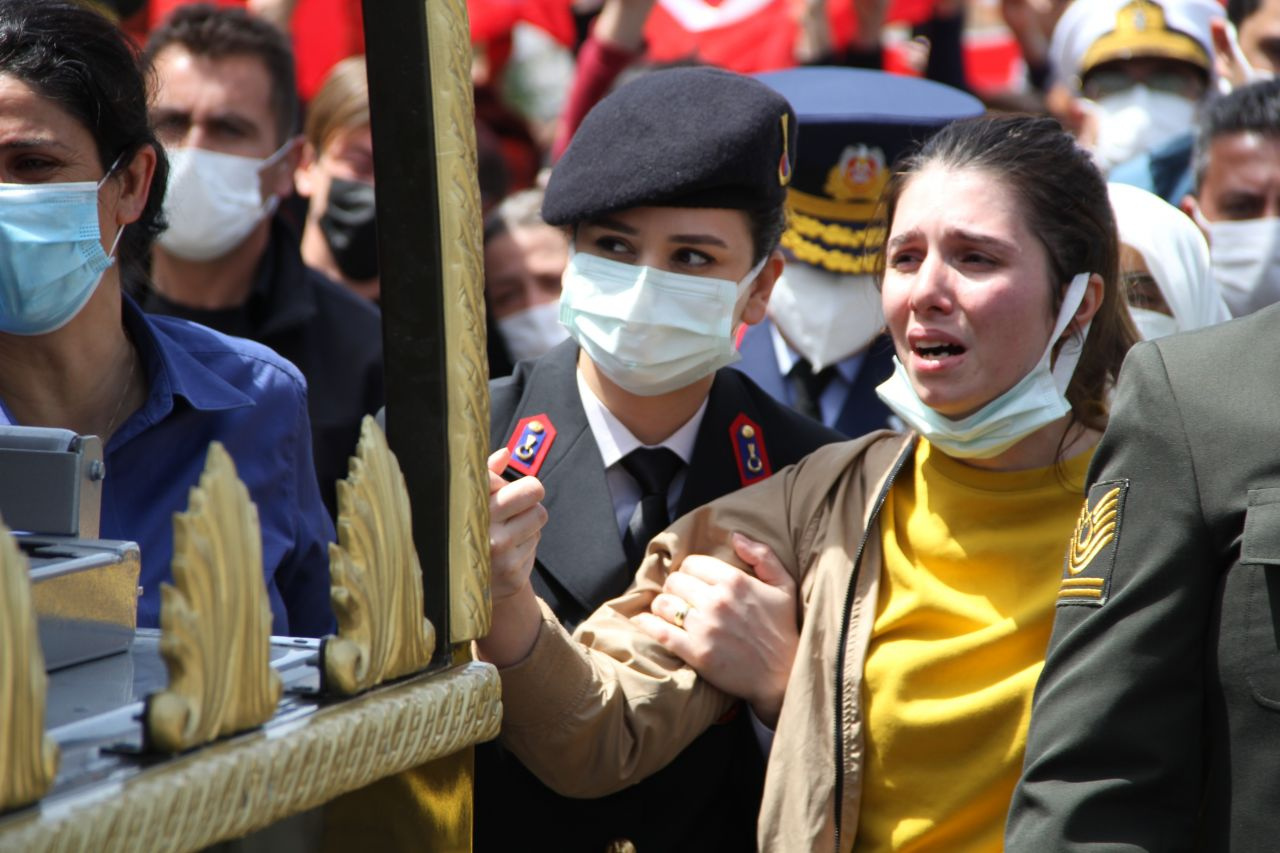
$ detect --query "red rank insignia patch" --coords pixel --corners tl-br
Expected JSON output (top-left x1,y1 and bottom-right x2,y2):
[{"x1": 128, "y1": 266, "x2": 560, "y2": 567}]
[
  {"x1": 505, "y1": 414, "x2": 557, "y2": 477},
  {"x1": 730, "y1": 413, "x2": 771, "y2": 487}
]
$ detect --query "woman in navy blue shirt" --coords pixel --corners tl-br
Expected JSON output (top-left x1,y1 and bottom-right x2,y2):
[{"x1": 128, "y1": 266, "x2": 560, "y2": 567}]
[{"x1": 0, "y1": 0, "x2": 333, "y2": 637}]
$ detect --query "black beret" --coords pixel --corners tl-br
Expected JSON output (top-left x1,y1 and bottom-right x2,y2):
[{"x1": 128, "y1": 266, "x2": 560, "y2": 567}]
[{"x1": 543, "y1": 66, "x2": 798, "y2": 225}]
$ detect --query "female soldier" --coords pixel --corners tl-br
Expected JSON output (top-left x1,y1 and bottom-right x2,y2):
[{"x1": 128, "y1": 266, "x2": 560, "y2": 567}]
[
  {"x1": 476, "y1": 66, "x2": 842, "y2": 852},
  {"x1": 0, "y1": 0, "x2": 332, "y2": 636},
  {"x1": 486, "y1": 113, "x2": 1137, "y2": 850}
]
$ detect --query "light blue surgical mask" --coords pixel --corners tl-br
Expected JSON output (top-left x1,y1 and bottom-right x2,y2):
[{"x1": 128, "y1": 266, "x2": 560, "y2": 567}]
[
  {"x1": 0, "y1": 171, "x2": 122, "y2": 336},
  {"x1": 560, "y1": 249, "x2": 766, "y2": 396},
  {"x1": 875, "y1": 273, "x2": 1092, "y2": 459}
]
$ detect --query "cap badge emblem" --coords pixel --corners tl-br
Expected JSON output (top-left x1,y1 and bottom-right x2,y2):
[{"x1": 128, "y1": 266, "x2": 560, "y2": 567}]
[{"x1": 824, "y1": 144, "x2": 888, "y2": 203}]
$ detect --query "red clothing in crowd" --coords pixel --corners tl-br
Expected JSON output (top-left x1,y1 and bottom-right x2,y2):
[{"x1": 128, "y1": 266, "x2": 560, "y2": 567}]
[{"x1": 124, "y1": 0, "x2": 364, "y2": 102}]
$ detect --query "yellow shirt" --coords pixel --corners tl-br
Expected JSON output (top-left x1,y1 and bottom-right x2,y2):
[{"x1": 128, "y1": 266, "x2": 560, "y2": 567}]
[{"x1": 855, "y1": 438, "x2": 1092, "y2": 853}]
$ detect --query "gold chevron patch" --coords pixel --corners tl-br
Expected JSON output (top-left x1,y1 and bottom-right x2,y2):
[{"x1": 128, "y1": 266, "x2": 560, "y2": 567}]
[
  {"x1": 1060, "y1": 481, "x2": 1128, "y2": 607},
  {"x1": 1068, "y1": 486, "x2": 1120, "y2": 574}
]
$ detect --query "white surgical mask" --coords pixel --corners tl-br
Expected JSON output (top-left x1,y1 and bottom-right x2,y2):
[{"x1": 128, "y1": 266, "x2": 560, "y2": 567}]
[
  {"x1": 1089, "y1": 86, "x2": 1198, "y2": 174},
  {"x1": 497, "y1": 300, "x2": 569, "y2": 363},
  {"x1": 1201, "y1": 215, "x2": 1280, "y2": 317},
  {"x1": 875, "y1": 273, "x2": 1092, "y2": 459},
  {"x1": 1128, "y1": 306, "x2": 1179, "y2": 340},
  {"x1": 559, "y1": 249, "x2": 766, "y2": 396},
  {"x1": 768, "y1": 264, "x2": 884, "y2": 371},
  {"x1": 157, "y1": 144, "x2": 289, "y2": 261}
]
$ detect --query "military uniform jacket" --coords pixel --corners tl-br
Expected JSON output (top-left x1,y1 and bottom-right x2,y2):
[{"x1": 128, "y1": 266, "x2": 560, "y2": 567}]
[
  {"x1": 1008, "y1": 306, "x2": 1280, "y2": 851},
  {"x1": 476, "y1": 339, "x2": 842, "y2": 853}
]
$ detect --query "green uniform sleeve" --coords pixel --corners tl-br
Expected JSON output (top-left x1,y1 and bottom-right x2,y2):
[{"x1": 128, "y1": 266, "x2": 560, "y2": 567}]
[{"x1": 1007, "y1": 341, "x2": 1215, "y2": 851}]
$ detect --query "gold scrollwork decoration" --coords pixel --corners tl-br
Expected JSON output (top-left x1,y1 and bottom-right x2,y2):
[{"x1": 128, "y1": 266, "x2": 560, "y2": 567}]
[
  {"x1": 145, "y1": 442, "x2": 282, "y2": 753},
  {"x1": 324, "y1": 416, "x2": 436, "y2": 696},
  {"x1": 0, "y1": 516, "x2": 58, "y2": 812},
  {"x1": 428, "y1": 0, "x2": 493, "y2": 645}
]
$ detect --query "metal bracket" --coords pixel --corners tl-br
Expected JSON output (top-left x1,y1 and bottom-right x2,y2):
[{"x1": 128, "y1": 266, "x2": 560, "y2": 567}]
[{"x1": 0, "y1": 426, "x2": 104, "y2": 539}]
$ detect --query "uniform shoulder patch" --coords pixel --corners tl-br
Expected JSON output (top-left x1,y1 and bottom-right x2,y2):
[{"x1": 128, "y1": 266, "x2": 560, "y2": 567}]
[
  {"x1": 505, "y1": 413, "x2": 557, "y2": 477},
  {"x1": 1059, "y1": 479, "x2": 1128, "y2": 607},
  {"x1": 730, "y1": 413, "x2": 772, "y2": 487}
]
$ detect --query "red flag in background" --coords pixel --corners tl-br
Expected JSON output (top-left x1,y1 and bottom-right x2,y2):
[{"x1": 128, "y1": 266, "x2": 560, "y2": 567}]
[
  {"x1": 469, "y1": 0, "x2": 576, "y2": 83},
  {"x1": 643, "y1": 0, "x2": 934, "y2": 73}
]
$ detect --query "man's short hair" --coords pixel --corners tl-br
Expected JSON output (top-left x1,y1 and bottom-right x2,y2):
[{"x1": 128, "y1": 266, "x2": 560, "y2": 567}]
[
  {"x1": 483, "y1": 188, "x2": 550, "y2": 245},
  {"x1": 144, "y1": 4, "x2": 299, "y2": 146},
  {"x1": 1193, "y1": 78, "x2": 1280, "y2": 191}
]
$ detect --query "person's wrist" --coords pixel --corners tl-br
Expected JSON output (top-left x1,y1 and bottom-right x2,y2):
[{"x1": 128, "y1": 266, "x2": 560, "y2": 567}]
[
  {"x1": 492, "y1": 577, "x2": 535, "y2": 609},
  {"x1": 749, "y1": 673, "x2": 786, "y2": 728}
]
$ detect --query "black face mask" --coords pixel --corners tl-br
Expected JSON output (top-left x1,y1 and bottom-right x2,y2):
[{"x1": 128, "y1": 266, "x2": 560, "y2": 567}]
[{"x1": 319, "y1": 177, "x2": 379, "y2": 281}]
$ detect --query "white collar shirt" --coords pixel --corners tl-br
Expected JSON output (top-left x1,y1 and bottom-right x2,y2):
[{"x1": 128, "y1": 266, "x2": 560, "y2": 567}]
[
  {"x1": 576, "y1": 367, "x2": 707, "y2": 537},
  {"x1": 769, "y1": 322, "x2": 865, "y2": 427}
]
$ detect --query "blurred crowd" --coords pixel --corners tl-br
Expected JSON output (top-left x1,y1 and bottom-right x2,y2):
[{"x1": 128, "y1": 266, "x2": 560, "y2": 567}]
[{"x1": 7, "y1": 0, "x2": 1280, "y2": 850}]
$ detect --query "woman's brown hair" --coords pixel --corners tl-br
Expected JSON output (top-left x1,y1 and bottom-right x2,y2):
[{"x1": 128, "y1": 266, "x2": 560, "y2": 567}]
[
  {"x1": 876, "y1": 114, "x2": 1137, "y2": 434},
  {"x1": 303, "y1": 55, "x2": 369, "y2": 154}
]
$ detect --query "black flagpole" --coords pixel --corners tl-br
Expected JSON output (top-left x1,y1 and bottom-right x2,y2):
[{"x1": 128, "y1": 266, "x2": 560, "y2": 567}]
[{"x1": 362, "y1": 0, "x2": 453, "y2": 665}]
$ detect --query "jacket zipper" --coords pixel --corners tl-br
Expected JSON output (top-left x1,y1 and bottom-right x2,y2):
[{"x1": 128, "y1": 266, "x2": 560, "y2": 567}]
[{"x1": 832, "y1": 438, "x2": 915, "y2": 853}]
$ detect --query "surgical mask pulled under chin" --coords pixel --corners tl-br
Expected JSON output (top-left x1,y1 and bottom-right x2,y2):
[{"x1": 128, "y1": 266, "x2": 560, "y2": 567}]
[
  {"x1": 497, "y1": 300, "x2": 569, "y2": 363},
  {"x1": 1089, "y1": 86, "x2": 1198, "y2": 174},
  {"x1": 1201, "y1": 215, "x2": 1280, "y2": 317},
  {"x1": 0, "y1": 175, "x2": 123, "y2": 336},
  {"x1": 769, "y1": 264, "x2": 884, "y2": 371},
  {"x1": 560, "y1": 250, "x2": 766, "y2": 396},
  {"x1": 157, "y1": 144, "x2": 288, "y2": 262},
  {"x1": 875, "y1": 273, "x2": 1092, "y2": 459}
]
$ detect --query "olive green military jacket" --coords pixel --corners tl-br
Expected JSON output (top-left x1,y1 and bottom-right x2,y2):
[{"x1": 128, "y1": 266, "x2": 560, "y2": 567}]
[
  {"x1": 497, "y1": 431, "x2": 914, "y2": 853},
  {"x1": 1008, "y1": 306, "x2": 1280, "y2": 851}
]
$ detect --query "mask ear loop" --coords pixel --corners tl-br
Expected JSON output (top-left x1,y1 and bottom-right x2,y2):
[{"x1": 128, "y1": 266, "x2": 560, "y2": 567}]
[
  {"x1": 255, "y1": 138, "x2": 298, "y2": 219},
  {"x1": 1048, "y1": 273, "x2": 1093, "y2": 394},
  {"x1": 97, "y1": 151, "x2": 130, "y2": 262}
]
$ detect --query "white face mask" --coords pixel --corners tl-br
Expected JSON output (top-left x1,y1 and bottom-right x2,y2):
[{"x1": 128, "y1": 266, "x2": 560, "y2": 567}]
[
  {"x1": 1202, "y1": 215, "x2": 1280, "y2": 317},
  {"x1": 1128, "y1": 306, "x2": 1179, "y2": 340},
  {"x1": 157, "y1": 144, "x2": 289, "y2": 261},
  {"x1": 1089, "y1": 86, "x2": 1198, "y2": 174},
  {"x1": 559, "y1": 249, "x2": 766, "y2": 396},
  {"x1": 768, "y1": 264, "x2": 884, "y2": 371},
  {"x1": 497, "y1": 300, "x2": 569, "y2": 363},
  {"x1": 875, "y1": 273, "x2": 1092, "y2": 459}
]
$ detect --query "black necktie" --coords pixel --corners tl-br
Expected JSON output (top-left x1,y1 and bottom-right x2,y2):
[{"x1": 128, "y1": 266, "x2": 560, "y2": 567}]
[
  {"x1": 620, "y1": 447, "x2": 684, "y2": 573},
  {"x1": 789, "y1": 359, "x2": 836, "y2": 422}
]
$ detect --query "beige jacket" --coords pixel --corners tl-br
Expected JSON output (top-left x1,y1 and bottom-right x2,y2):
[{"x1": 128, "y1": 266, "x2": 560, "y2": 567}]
[{"x1": 498, "y1": 431, "x2": 915, "y2": 852}]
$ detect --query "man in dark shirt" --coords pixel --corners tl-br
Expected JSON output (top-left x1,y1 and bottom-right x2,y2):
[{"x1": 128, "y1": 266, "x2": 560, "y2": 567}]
[{"x1": 136, "y1": 5, "x2": 383, "y2": 516}]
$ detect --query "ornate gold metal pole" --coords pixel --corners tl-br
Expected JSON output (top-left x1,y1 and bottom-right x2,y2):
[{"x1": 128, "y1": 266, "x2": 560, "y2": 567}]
[
  {"x1": 0, "y1": 517, "x2": 58, "y2": 812},
  {"x1": 322, "y1": 0, "x2": 494, "y2": 846},
  {"x1": 368, "y1": 0, "x2": 491, "y2": 656}
]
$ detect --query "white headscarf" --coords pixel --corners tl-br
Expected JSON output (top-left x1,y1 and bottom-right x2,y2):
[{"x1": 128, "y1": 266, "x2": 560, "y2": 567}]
[{"x1": 1108, "y1": 182, "x2": 1231, "y2": 334}]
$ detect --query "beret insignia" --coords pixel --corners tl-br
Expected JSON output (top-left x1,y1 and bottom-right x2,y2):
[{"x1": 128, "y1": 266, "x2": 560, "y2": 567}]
[
  {"x1": 778, "y1": 114, "x2": 792, "y2": 187},
  {"x1": 1059, "y1": 480, "x2": 1128, "y2": 607}
]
